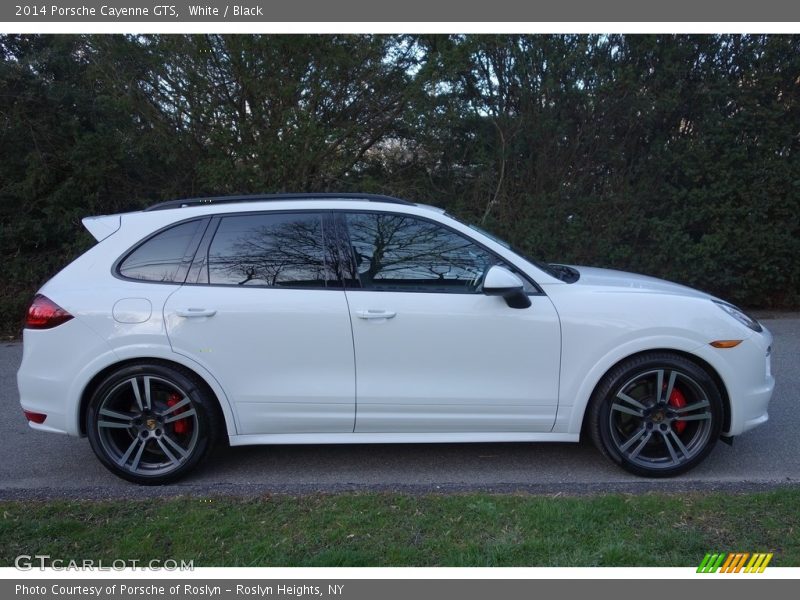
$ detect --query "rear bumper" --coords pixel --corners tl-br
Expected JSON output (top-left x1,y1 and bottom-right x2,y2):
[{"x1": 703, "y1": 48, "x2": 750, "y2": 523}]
[
  {"x1": 17, "y1": 319, "x2": 116, "y2": 437},
  {"x1": 17, "y1": 340, "x2": 72, "y2": 435}
]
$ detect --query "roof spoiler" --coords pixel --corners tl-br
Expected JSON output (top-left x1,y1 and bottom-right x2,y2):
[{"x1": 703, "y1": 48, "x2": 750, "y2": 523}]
[{"x1": 81, "y1": 214, "x2": 121, "y2": 242}]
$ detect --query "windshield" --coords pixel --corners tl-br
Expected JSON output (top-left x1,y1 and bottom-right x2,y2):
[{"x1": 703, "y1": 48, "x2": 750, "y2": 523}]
[
  {"x1": 455, "y1": 218, "x2": 569, "y2": 281},
  {"x1": 465, "y1": 222, "x2": 512, "y2": 249}
]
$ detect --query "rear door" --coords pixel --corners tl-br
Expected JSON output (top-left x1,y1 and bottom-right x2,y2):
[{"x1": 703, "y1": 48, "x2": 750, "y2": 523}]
[{"x1": 164, "y1": 211, "x2": 355, "y2": 435}]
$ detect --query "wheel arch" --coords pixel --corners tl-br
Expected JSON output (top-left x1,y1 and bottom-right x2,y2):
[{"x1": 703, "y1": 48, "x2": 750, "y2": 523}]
[
  {"x1": 79, "y1": 357, "x2": 236, "y2": 439},
  {"x1": 579, "y1": 348, "x2": 731, "y2": 437}
]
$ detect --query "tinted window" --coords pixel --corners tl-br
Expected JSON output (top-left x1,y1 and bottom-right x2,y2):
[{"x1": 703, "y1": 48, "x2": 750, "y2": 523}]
[
  {"x1": 119, "y1": 219, "x2": 206, "y2": 283},
  {"x1": 207, "y1": 213, "x2": 333, "y2": 287},
  {"x1": 343, "y1": 213, "x2": 496, "y2": 293}
]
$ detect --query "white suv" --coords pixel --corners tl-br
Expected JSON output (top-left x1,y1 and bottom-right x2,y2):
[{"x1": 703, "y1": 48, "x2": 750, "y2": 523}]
[{"x1": 17, "y1": 194, "x2": 774, "y2": 484}]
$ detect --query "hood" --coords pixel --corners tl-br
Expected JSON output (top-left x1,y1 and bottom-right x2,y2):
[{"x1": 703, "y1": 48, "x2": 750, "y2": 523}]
[{"x1": 566, "y1": 266, "x2": 714, "y2": 300}]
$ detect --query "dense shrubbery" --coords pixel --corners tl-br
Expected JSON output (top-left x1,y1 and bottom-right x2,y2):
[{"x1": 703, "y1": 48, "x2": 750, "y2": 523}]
[{"x1": 1, "y1": 34, "x2": 798, "y2": 336}]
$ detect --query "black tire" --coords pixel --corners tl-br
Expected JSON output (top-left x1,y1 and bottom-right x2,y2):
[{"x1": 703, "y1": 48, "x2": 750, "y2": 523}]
[
  {"x1": 588, "y1": 352, "x2": 723, "y2": 477},
  {"x1": 86, "y1": 362, "x2": 220, "y2": 485}
]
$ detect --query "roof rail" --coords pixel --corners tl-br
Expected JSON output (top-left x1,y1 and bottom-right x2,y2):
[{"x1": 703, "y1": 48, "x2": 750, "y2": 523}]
[{"x1": 144, "y1": 192, "x2": 414, "y2": 211}]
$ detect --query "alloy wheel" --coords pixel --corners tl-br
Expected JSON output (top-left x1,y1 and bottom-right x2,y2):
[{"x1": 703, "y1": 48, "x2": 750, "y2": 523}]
[{"x1": 94, "y1": 374, "x2": 200, "y2": 477}]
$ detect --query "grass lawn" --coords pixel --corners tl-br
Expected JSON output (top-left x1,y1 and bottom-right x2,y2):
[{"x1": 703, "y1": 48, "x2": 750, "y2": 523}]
[{"x1": 2, "y1": 488, "x2": 798, "y2": 567}]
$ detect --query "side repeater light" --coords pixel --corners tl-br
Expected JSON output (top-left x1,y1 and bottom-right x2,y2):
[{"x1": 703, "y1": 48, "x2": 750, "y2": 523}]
[{"x1": 710, "y1": 340, "x2": 743, "y2": 349}]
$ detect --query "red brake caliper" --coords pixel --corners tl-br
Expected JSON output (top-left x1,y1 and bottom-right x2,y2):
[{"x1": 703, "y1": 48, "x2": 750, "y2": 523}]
[
  {"x1": 166, "y1": 393, "x2": 191, "y2": 435},
  {"x1": 668, "y1": 387, "x2": 687, "y2": 434}
]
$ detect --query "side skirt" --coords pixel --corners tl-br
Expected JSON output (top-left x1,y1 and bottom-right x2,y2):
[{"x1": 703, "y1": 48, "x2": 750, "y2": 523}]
[{"x1": 228, "y1": 432, "x2": 580, "y2": 446}]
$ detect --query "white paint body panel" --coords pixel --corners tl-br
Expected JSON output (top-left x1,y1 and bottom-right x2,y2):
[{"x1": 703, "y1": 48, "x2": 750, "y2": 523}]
[
  {"x1": 17, "y1": 198, "x2": 774, "y2": 453},
  {"x1": 164, "y1": 286, "x2": 356, "y2": 434},
  {"x1": 539, "y1": 267, "x2": 774, "y2": 437},
  {"x1": 346, "y1": 291, "x2": 560, "y2": 432}
]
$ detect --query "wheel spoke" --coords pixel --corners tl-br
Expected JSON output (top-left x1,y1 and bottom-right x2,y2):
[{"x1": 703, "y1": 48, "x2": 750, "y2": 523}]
[
  {"x1": 628, "y1": 431, "x2": 652, "y2": 459},
  {"x1": 661, "y1": 370, "x2": 677, "y2": 403},
  {"x1": 667, "y1": 429, "x2": 690, "y2": 460},
  {"x1": 674, "y1": 399, "x2": 710, "y2": 413},
  {"x1": 129, "y1": 377, "x2": 154, "y2": 411},
  {"x1": 615, "y1": 391, "x2": 647, "y2": 411},
  {"x1": 618, "y1": 426, "x2": 647, "y2": 452},
  {"x1": 99, "y1": 408, "x2": 134, "y2": 421},
  {"x1": 143, "y1": 376, "x2": 153, "y2": 410},
  {"x1": 675, "y1": 412, "x2": 711, "y2": 422},
  {"x1": 655, "y1": 369, "x2": 664, "y2": 401},
  {"x1": 98, "y1": 420, "x2": 132, "y2": 429},
  {"x1": 130, "y1": 439, "x2": 147, "y2": 471},
  {"x1": 130, "y1": 378, "x2": 144, "y2": 411},
  {"x1": 117, "y1": 437, "x2": 141, "y2": 466},
  {"x1": 161, "y1": 433, "x2": 189, "y2": 459},
  {"x1": 661, "y1": 430, "x2": 680, "y2": 464},
  {"x1": 156, "y1": 438, "x2": 180, "y2": 466},
  {"x1": 160, "y1": 397, "x2": 191, "y2": 416},
  {"x1": 164, "y1": 408, "x2": 196, "y2": 424},
  {"x1": 611, "y1": 403, "x2": 644, "y2": 418}
]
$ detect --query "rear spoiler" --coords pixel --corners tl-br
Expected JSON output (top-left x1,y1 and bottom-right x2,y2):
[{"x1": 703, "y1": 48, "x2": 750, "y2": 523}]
[{"x1": 81, "y1": 214, "x2": 121, "y2": 242}]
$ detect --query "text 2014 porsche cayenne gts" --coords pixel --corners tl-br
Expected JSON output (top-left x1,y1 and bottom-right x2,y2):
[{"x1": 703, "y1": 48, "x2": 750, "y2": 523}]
[{"x1": 17, "y1": 194, "x2": 774, "y2": 484}]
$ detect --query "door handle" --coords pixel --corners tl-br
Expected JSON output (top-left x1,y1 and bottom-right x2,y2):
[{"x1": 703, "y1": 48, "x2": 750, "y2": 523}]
[
  {"x1": 175, "y1": 308, "x2": 217, "y2": 318},
  {"x1": 355, "y1": 309, "x2": 397, "y2": 320}
]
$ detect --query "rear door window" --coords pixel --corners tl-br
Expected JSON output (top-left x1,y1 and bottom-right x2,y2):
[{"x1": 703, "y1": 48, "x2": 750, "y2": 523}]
[{"x1": 206, "y1": 212, "x2": 335, "y2": 288}]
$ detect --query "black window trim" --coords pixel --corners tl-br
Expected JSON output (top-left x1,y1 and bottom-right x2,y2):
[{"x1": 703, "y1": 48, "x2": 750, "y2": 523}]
[{"x1": 186, "y1": 216, "x2": 221, "y2": 284}]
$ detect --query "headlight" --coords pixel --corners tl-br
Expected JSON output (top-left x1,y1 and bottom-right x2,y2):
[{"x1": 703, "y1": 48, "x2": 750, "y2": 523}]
[{"x1": 712, "y1": 300, "x2": 763, "y2": 333}]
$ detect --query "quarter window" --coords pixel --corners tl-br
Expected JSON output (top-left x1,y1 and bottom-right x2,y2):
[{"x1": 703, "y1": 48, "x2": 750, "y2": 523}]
[
  {"x1": 343, "y1": 213, "x2": 497, "y2": 293},
  {"x1": 207, "y1": 213, "x2": 333, "y2": 287},
  {"x1": 118, "y1": 219, "x2": 207, "y2": 283}
]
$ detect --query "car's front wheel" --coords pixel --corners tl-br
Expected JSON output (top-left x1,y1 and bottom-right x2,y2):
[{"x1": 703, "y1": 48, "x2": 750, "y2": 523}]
[
  {"x1": 588, "y1": 353, "x2": 723, "y2": 477},
  {"x1": 86, "y1": 363, "x2": 219, "y2": 485}
]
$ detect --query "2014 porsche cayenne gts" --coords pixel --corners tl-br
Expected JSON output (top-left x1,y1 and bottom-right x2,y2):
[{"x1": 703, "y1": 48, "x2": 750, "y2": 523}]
[{"x1": 17, "y1": 194, "x2": 774, "y2": 484}]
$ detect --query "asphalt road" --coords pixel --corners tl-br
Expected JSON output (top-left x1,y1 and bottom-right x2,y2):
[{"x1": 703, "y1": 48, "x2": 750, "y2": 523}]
[{"x1": 1, "y1": 316, "x2": 798, "y2": 499}]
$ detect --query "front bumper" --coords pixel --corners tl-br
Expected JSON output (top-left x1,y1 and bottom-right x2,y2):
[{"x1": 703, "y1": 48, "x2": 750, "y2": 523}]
[{"x1": 710, "y1": 326, "x2": 775, "y2": 437}]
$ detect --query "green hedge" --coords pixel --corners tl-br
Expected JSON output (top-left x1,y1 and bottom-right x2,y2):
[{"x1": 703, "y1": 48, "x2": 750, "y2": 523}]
[{"x1": 1, "y1": 34, "x2": 798, "y2": 336}]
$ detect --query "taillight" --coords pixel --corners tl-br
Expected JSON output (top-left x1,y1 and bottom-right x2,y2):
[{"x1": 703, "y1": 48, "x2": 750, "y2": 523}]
[{"x1": 25, "y1": 294, "x2": 73, "y2": 329}]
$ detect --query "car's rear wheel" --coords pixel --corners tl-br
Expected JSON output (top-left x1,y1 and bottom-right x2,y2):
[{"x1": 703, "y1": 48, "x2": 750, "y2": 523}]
[
  {"x1": 588, "y1": 353, "x2": 723, "y2": 477},
  {"x1": 86, "y1": 363, "x2": 219, "y2": 485}
]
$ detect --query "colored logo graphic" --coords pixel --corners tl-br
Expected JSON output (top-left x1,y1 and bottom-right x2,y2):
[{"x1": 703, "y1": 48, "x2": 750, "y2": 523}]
[{"x1": 697, "y1": 552, "x2": 773, "y2": 573}]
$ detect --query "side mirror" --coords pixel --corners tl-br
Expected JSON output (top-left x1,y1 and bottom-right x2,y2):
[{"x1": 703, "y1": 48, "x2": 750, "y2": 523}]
[{"x1": 482, "y1": 265, "x2": 532, "y2": 309}]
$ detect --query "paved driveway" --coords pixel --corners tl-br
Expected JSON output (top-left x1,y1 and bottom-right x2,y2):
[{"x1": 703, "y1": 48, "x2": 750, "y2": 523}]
[{"x1": 1, "y1": 316, "x2": 797, "y2": 498}]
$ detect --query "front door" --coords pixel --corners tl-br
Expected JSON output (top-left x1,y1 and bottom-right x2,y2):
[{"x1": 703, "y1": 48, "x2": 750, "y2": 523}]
[{"x1": 337, "y1": 211, "x2": 561, "y2": 433}]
